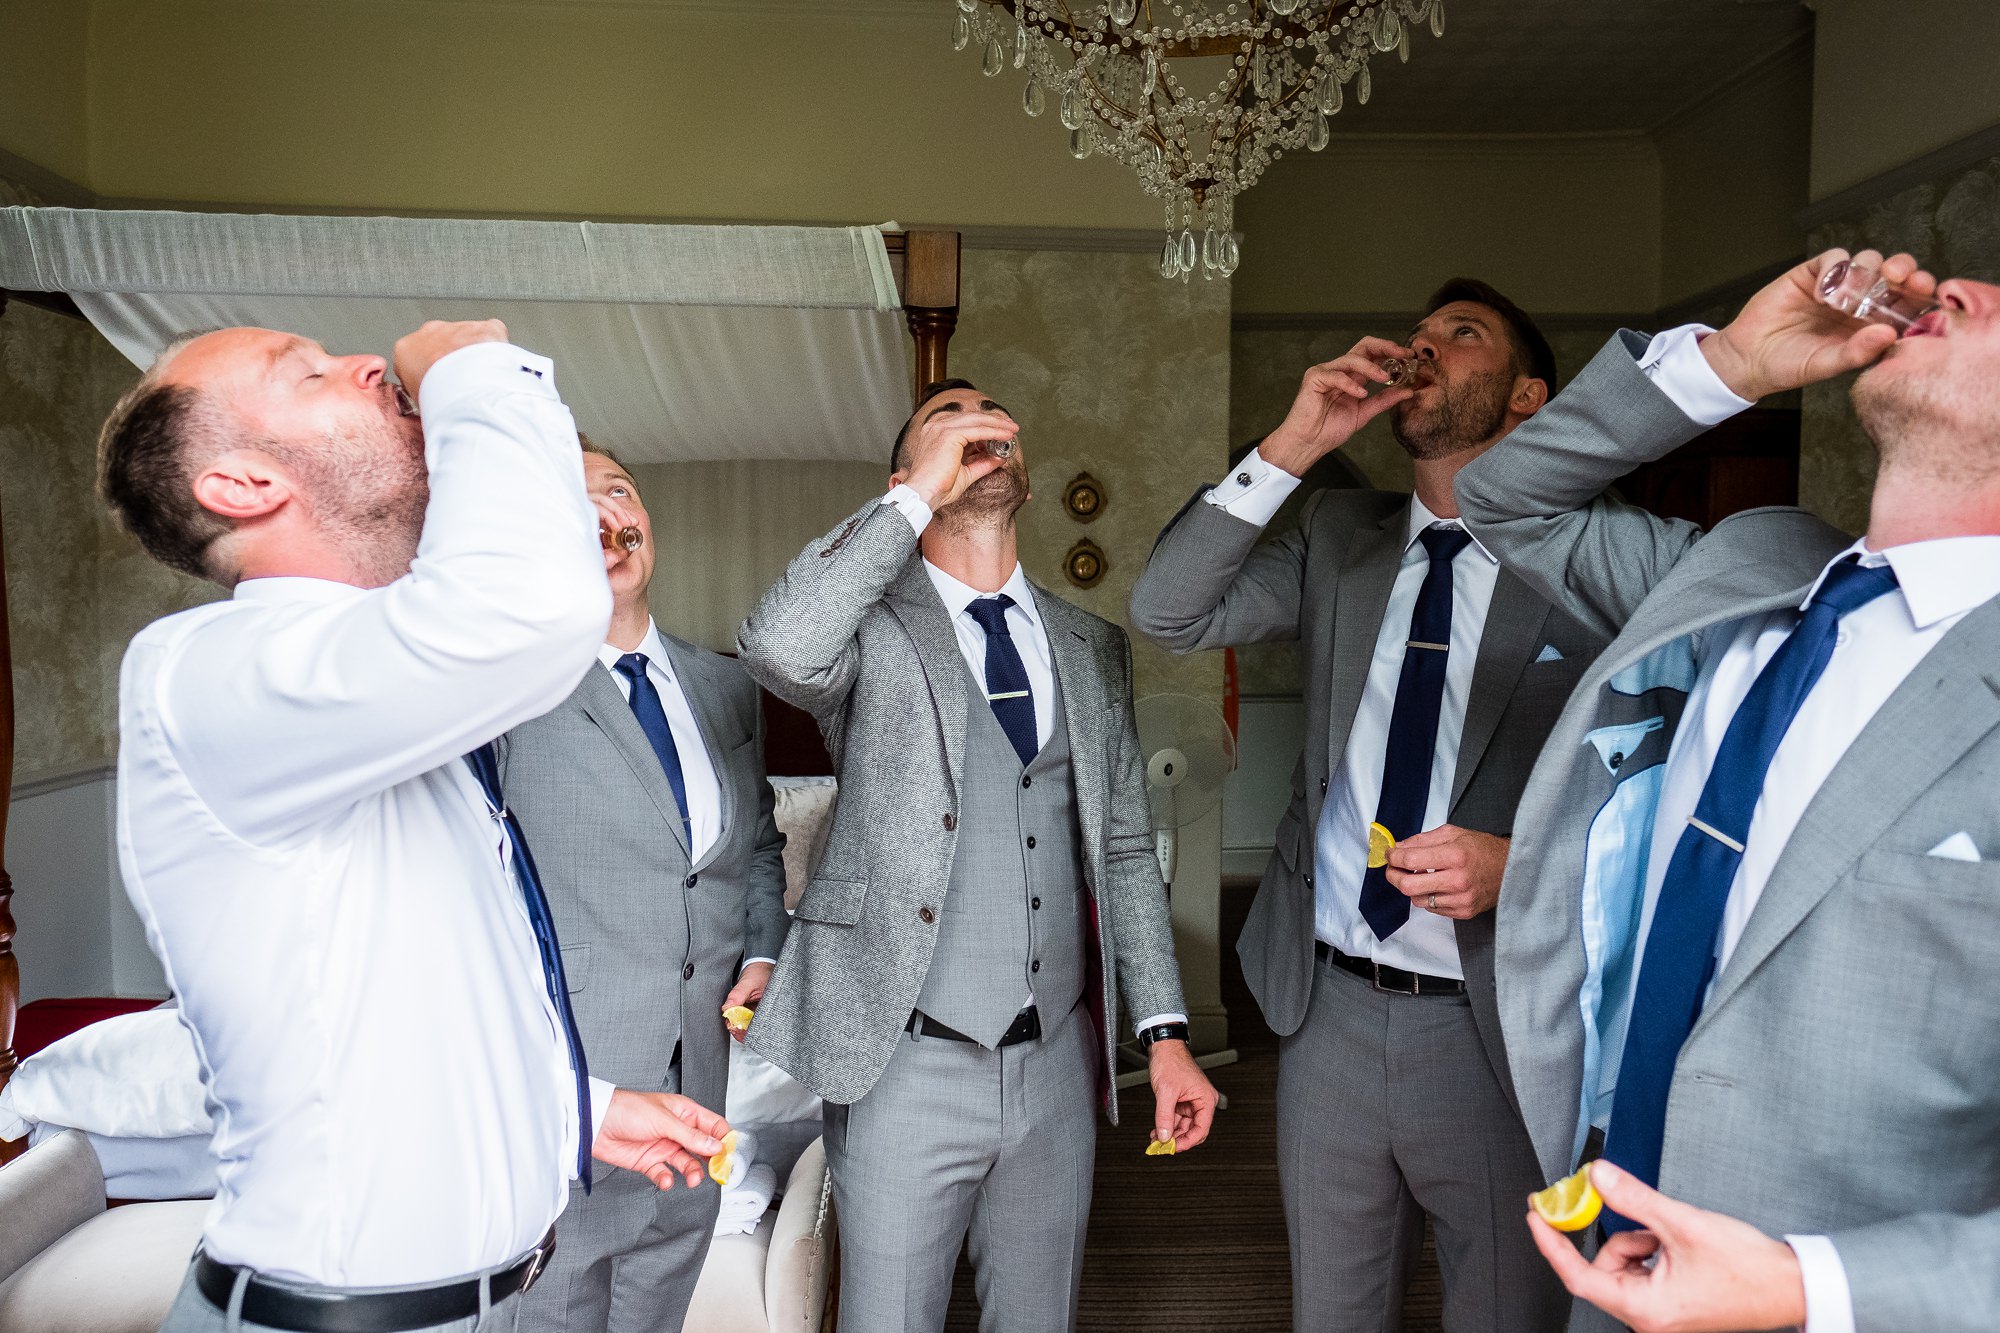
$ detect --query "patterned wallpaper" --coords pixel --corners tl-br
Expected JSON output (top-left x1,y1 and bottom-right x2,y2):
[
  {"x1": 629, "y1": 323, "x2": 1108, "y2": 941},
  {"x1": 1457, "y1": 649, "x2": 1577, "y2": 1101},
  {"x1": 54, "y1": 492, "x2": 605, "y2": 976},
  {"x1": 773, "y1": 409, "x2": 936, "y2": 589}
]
[
  {"x1": 0, "y1": 173, "x2": 216, "y2": 783},
  {"x1": 1802, "y1": 154, "x2": 2000, "y2": 536}
]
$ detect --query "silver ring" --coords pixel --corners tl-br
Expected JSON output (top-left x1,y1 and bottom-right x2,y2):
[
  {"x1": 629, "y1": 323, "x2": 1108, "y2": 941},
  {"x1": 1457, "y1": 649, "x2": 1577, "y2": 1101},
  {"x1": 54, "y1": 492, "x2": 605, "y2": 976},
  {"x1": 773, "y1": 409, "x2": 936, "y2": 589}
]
[{"x1": 1427, "y1": 893, "x2": 1439, "y2": 911}]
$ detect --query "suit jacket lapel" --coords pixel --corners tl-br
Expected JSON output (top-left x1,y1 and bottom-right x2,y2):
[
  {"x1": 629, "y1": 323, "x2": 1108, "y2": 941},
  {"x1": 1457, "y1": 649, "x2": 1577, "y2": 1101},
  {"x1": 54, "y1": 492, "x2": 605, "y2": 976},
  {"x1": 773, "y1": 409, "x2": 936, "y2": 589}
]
[
  {"x1": 1326, "y1": 507, "x2": 1407, "y2": 782},
  {"x1": 885, "y1": 556, "x2": 969, "y2": 799},
  {"x1": 659, "y1": 636, "x2": 736, "y2": 872},
  {"x1": 1036, "y1": 586, "x2": 1109, "y2": 857},
  {"x1": 576, "y1": 661, "x2": 693, "y2": 862},
  {"x1": 1700, "y1": 597, "x2": 2000, "y2": 1023},
  {"x1": 1451, "y1": 567, "x2": 1551, "y2": 809}
]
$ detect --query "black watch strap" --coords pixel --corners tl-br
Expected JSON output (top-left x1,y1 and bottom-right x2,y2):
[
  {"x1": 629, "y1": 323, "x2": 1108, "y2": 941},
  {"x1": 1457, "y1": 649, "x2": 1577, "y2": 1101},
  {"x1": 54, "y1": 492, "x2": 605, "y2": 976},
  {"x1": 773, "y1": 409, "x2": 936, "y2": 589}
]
[{"x1": 1139, "y1": 1021, "x2": 1191, "y2": 1049}]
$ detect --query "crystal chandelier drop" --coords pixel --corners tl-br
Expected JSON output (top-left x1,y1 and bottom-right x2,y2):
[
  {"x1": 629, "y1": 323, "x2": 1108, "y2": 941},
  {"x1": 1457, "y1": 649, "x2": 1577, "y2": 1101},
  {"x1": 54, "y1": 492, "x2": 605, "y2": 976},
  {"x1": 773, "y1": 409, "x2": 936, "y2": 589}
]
[{"x1": 951, "y1": 0, "x2": 1446, "y2": 280}]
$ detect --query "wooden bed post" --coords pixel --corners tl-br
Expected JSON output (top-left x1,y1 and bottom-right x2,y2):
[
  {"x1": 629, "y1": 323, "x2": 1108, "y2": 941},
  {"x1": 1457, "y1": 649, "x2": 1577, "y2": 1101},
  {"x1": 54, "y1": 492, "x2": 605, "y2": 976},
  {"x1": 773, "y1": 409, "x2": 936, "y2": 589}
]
[{"x1": 887, "y1": 231, "x2": 961, "y2": 404}]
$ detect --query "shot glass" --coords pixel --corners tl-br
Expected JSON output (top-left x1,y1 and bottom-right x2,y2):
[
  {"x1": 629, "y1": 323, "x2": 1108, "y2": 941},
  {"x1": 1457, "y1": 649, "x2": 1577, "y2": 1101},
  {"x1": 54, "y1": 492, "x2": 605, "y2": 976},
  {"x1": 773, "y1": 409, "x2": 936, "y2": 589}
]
[
  {"x1": 1378, "y1": 356, "x2": 1430, "y2": 391},
  {"x1": 967, "y1": 437, "x2": 1017, "y2": 462},
  {"x1": 600, "y1": 524, "x2": 643, "y2": 553},
  {"x1": 1817, "y1": 259, "x2": 1940, "y2": 333}
]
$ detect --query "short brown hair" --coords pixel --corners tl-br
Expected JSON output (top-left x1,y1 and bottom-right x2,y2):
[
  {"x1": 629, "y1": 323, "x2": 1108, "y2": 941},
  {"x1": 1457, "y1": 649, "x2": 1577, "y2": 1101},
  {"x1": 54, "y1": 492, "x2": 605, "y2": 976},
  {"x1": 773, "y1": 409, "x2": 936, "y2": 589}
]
[
  {"x1": 98, "y1": 339, "x2": 241, "y2": 581},
  {"x1": 1424, "y1": 278, "x2": 1558, "y2": 394}
]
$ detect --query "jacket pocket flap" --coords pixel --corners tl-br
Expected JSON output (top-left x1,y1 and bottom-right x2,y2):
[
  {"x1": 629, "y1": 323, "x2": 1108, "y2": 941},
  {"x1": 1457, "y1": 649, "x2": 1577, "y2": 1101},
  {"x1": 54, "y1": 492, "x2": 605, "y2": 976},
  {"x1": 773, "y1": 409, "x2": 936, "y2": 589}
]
[
  {"x1": 1274, "y1": 809, "x2": 1307, "y2": 874},
  {"x1": 795, "y1": 875, "x2": 867, "y2": 925},
  {"x1": 559, "y1": 943, "x2": 591, "y2": 994}
]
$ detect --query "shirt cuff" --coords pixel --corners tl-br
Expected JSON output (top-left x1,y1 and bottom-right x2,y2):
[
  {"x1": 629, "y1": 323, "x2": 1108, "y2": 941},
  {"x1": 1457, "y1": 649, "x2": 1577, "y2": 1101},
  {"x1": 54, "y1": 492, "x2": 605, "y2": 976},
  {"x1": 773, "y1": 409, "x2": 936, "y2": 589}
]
[
  {"x1": 880, "y1": 483, "x2": 932, "y2": 536},
  {"x1": 1634, "y1": 324, "x2": 1755, "y2": 427},
  {"x1": 1785, "y1": 1235, "x2": 1855, "y2": 1333},
  {"x1": 417, "y1": 341, "x2": 560, "y2": 416},
  {"x1": 740, "y1": 957, "x2": 777, "y2": 971},
  {"x1": 586, "y1": 1075, "x2": 617, "y2": 1159},
  {"x1": 1203, "y1": 449, "x2": 1301, "y2": 528},
  {"x1": 1135, "y1": 1012, "x2": 1190, "y2": 1038}
]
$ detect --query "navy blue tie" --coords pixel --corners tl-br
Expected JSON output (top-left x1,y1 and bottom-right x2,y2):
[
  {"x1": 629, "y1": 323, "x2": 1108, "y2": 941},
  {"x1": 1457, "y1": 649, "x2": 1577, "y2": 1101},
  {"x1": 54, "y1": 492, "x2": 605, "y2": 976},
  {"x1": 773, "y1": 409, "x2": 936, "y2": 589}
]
[
  {"x1": 965, "y1": 595, "x2": 1039, "y2": 767},
  {"x1": 613, "y1": 653, "x2": 693, "y2": 850},
  {"x1": 1601, "y1": 557, "x2": 1900, "y2": 1227},
  {"x1": 1359, "y1": 525, "x2": 1472, "y2": 939},
  {"x1": 463, "y1": 742, "x2": 594, "y2": 1192}
]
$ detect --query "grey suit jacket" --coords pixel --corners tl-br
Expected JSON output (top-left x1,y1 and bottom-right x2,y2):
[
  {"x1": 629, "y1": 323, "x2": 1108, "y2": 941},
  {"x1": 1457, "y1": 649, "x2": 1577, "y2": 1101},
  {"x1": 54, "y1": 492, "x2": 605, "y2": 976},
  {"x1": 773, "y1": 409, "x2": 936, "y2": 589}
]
[
  {"x1": 1129, "y1": 484, "x2": 1604, "y2": 1108},
  {"x1": 735, "y1": 499, "x2": 1187, "y2": 1119},
  {"x1": 498, "y1": 635, "x2": 789, "y2": 1157},
  {"x1": 1456, "y1": 330, "x2": 2000, "y2": 1333}
]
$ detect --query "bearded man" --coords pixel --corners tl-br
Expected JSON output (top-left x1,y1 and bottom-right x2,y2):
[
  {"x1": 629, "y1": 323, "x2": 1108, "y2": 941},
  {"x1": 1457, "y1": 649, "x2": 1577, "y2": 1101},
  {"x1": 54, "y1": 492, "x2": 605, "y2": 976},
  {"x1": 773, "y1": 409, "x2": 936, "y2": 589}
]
[
  {"x1": 1130, "y1": 280, "x2": 1601, "y2": 1332},
  {"x1": 738, "y1": 380, "x2": 1218, "y2": 1332}
]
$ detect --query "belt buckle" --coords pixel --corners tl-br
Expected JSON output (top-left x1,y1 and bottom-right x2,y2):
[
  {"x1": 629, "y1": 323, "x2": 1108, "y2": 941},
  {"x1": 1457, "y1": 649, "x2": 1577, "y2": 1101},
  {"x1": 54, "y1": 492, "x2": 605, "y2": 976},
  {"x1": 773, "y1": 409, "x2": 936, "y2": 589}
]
[
  {"x1": 518, "y1": 1231, "x2": 557, "y2": 1293},
  {"x1": 1369, "y1": 961, "x2": 1416, "y2": 996}
]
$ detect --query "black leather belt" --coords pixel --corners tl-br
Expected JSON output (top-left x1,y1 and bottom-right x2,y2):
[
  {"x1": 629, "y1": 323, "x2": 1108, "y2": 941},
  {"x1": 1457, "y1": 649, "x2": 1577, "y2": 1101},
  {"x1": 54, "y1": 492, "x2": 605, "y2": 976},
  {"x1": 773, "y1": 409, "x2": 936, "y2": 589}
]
[
  {"x1": 1317, "y1": 941, "x2": 1466, "y2": 997},
  {"x1": 908, "y1": 1005, "x2": 1042, "y2": 1046},
  {"x1": 194, "y1": 1228, "x2": 556, "y2": 1332}
]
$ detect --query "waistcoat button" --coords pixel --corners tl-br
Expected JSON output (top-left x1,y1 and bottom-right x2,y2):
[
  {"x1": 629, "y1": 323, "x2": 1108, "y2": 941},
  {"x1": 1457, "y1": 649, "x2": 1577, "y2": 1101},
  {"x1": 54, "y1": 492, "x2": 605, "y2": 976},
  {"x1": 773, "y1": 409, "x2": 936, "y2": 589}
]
[
  {"x1": 919, "y1": 906, "x2": 936, "y2": 924},
  {"x1": 681, "y1": 963, "x2": 695, "y2": 980},
  {"x1": 1026, "y1": 836, "x2": 1037, "y2": 849},
  {"x1": 942, "y1": 812, "x2": 957, "y2": 831},
  {"x1": 1021, "y1": 775, "x2": 1032, "y2": 789}
]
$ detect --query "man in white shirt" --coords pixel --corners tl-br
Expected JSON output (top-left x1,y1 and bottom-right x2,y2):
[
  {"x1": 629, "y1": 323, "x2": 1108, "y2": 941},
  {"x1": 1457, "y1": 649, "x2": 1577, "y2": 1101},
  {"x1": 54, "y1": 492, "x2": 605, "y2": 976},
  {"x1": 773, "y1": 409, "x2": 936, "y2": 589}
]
[
  {"x1": 738, "y1": 380, "x2": 1218, "y2": 1330},
  {"x1": 1454, "y1": 249, "x2": 2000, "y2": 1332},
  {"x1": 1131, "y1": 281, "x2": 1604, "y2": 1331},
  {"x1": 500, "y1": 440, "x2": 790, "y2": 1332},
  {"x1": 97, "y1": 318, "x2": 731, "y2": 1333}
]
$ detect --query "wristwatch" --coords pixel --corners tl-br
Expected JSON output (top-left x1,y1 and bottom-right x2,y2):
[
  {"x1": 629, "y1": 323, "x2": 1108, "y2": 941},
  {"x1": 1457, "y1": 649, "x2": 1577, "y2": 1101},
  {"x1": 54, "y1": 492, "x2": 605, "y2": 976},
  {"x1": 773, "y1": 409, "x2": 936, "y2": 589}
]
[{"x1": 1138, "y1": 1021, "x2": 1191, "y2": 1049}]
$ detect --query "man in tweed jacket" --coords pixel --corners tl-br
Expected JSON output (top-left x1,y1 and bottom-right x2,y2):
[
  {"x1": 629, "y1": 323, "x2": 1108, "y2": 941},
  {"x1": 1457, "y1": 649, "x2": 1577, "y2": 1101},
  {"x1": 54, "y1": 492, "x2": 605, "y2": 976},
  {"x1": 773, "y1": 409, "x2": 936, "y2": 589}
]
[{"x1": 738, "y1": 379, "x2": 1218, "y2": 1332}]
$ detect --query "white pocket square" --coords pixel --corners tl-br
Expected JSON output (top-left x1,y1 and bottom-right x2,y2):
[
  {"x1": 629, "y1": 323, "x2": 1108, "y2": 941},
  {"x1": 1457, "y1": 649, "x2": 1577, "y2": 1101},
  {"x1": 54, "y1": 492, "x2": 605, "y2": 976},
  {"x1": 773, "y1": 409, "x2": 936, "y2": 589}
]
[
  {"x1": 1925, "y1": 831, "x2": 1982, "y2": 863},
  {"x1": 1535, "y1": 644, "x2": 1565, "y2": 664}
]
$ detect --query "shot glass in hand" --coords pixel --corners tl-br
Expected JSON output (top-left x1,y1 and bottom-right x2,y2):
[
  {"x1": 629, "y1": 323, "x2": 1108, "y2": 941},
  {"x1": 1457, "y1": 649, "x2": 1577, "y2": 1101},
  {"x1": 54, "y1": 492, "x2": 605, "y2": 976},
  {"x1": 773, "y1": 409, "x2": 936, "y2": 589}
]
[
  {"x1": 600, "y1": 523, "x2": 643, "y2": 553},
  {"x1": 1818, "y1": 259, "x2": 1940, "y2": 333},
  {"x1": 966, "y1": 437, "x2": 1016, "y2": 462},
  {"x1": 1378, "y1": 357, "x2": 1429, "y2": 391}
]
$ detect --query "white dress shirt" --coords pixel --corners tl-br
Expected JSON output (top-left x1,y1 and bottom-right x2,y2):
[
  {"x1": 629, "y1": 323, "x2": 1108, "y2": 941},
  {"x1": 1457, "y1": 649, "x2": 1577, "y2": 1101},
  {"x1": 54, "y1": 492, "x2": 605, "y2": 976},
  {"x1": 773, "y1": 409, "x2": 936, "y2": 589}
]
[
  {"x1": 116, "y1": 343, "x2": 616, "y2": 1287},
  {"x1": 880, "y1": 487, "x2": 1186, "y2": 1034},
  {"x1": 1205, "y1": 464, "x2": 1500, "y2": 978},
  {"x1": 1624, "y1": 326, "x2": 2000, "y2": 1333},
  {"x1": 598, "y1": 621, "x2": 773, "y2": 970}
]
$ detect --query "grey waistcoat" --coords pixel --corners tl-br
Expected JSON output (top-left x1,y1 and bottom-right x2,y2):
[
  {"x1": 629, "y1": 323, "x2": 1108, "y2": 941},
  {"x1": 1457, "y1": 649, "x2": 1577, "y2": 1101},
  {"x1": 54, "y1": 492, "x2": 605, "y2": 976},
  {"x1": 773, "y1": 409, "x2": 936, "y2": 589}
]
[{"x1": 914, "y1": 662, "x2": 1089, "y2": 1048}]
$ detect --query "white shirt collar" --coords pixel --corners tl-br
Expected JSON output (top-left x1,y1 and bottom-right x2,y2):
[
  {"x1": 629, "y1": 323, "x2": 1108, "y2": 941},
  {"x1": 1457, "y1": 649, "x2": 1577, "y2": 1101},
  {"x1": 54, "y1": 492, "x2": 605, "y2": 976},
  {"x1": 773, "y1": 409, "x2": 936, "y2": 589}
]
[
  {"x1": 1805, "y1": 535, "x2": 2000, "y2": 630},
  {"x1": 598, "y1": 618, "x2": 674, "y2": 680},
  {"x1": 922, "y1": 559, "x2": 1043, "y2": 630},
  {"x1": 232, "y1": 575, "x2": 367, "y2": 603},
  {"x1": 1405, "y1": 493, "x2": 1498, "y2": 565}
]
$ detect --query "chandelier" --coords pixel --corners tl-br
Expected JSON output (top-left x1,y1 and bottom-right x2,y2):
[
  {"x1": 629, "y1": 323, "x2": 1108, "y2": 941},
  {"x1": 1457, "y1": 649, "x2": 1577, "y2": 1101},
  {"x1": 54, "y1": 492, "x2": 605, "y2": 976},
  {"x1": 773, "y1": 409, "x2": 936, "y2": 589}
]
[{"x1": 951, "y1": 0, "x2": 1446, "y2": 279}]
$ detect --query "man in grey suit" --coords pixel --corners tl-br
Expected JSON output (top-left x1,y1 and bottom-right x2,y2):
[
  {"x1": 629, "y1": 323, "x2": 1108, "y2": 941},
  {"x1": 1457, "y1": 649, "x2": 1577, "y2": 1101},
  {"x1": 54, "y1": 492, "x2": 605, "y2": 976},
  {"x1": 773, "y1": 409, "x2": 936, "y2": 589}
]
[
  {"x1": 738, "y1": 380, "x2": 1219, "y2": 1332},
  {"x1": 1454, "y1": 248, "x2": 2000, "y2": 1333},
  {"x1": 502, "y1": 441, "x2": 790, "y2": 1332},
  {"x1": 1131, "y1": 281, "x2": 1603, "y2": 1331}
]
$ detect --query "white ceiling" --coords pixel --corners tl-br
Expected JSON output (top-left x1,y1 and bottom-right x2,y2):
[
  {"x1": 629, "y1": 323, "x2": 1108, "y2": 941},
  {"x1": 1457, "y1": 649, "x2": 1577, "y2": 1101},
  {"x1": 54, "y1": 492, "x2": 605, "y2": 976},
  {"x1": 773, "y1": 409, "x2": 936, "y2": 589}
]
[{"x1": 1310, "y1": 0, "x2": 1814, "y2": 134}]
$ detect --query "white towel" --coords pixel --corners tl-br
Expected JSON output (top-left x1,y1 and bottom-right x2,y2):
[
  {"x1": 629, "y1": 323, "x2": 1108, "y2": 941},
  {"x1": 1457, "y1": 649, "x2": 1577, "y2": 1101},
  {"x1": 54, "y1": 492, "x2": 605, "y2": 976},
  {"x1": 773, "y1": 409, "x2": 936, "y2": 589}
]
[{"x1": 713, "y1": 1162, "x2": 778, "y2": 1235}]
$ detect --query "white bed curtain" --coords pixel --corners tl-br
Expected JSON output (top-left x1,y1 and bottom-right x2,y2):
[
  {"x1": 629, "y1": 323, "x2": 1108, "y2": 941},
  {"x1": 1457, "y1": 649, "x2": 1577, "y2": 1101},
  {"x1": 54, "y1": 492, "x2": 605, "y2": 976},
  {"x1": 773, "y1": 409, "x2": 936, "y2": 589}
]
[{"x1": 0, "y1": 207, "x2": 911, "y2": 464}]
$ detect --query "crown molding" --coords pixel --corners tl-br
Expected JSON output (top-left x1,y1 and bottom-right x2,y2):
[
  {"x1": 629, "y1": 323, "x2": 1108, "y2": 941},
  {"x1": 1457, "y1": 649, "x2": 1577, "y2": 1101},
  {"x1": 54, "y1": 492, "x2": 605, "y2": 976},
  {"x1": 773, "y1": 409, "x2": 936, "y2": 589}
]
[{"x1": 1797, "y1": 119, "x2": 2000, "y2": 231}]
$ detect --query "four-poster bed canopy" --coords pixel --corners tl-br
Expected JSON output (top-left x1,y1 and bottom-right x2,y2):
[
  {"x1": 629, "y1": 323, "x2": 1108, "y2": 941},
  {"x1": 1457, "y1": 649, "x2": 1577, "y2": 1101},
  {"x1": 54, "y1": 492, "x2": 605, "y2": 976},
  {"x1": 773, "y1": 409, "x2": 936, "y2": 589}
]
[{"x1": 0, "y1": 208, "x2": 963, "y2": 1124}]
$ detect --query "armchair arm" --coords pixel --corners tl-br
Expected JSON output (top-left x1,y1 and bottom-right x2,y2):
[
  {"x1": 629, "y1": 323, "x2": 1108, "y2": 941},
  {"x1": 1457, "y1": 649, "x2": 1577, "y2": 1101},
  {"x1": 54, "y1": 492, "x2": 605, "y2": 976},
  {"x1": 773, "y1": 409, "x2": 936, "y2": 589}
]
[
  {"x1": 764, "y1": 1136, "x2": 834, "y2": 1333},
  {"x1": 0, "y1": 1130, "x2": 106, "y2": 1284}
]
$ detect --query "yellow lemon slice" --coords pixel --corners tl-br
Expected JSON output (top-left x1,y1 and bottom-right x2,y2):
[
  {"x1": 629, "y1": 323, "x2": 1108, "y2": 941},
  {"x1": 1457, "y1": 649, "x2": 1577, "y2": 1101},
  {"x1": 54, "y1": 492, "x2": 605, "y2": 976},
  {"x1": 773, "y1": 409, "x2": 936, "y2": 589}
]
[
  {"x1": 708, "y1": 1130, "x2": 741, "y2": 1187},
  {"x1": 721, "y1": 1005, "x2": 755, "y2": 1034},
  {"x1": 1144, "y1": 1138, "x2": 1177, "y2": 1157},
  {"x1": 1367, "y1": 822, "x2": 1397, "y2": 870},
  {"x1": 1530, "y1": 1166, "x2": 1602, "y2": 1233}
]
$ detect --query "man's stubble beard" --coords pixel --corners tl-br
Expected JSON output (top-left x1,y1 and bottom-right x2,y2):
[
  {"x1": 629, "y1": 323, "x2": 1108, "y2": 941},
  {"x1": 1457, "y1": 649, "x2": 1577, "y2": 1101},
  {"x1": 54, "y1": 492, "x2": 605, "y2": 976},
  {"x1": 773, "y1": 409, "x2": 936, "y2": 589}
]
[
  {"x1": 1852, "y1": 352, "x2": 2000, "y2": 489},
  {"x1": 1391, "y1": 367, "x2": 1514, "y2": 461},
  {"x1": 289, "y1": 412, "x2": 431, "y2": 587},
  {"x1": 932, "y1": 457, "x2": 1031, "y2": 535}
]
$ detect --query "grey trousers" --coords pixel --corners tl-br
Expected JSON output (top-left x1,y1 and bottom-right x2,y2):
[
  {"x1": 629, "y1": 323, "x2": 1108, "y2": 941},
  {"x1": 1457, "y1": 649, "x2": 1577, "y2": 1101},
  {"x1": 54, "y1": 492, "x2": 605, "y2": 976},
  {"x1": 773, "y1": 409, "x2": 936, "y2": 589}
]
[
  {"x1": 157, "y1": 1263, "x2": 521, "y2": 1333},
  {"x1": 512, "y1": 1164, "x2": 719, "y2": 1332},
  {"x1": 823, "y1": 1004, "x2": 1097, "y2": 1333},
  {"x1": 1276, "y1": 957, "x2": 1571, "y2": 1333}
]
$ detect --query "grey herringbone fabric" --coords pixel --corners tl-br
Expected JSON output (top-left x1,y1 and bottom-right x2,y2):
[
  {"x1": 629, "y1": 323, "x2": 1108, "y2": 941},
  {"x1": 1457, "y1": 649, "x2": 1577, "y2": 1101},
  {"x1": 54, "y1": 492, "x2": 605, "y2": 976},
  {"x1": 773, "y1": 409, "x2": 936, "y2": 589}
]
[
  {"x1": 1456, "y1": 330, "x2": 2000, "y2": 1333},
  {"x1": 496, "y1": 638, "x2": 789, "y2": 1332},
  {"x1": 737, "y1": 500, "x2": 1185, "y2": 1118},
  {"x1": 915, "y1": 661, "x2": 1088, "y2": 1048}
]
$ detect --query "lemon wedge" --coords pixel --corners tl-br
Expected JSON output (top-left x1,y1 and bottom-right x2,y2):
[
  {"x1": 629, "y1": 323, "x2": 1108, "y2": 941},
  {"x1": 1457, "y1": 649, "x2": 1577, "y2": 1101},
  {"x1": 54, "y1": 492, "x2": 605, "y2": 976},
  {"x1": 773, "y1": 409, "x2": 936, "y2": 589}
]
[
  {"x1": 721, "y1": 1005, "x2": 755, "y2": 1034},
  {"x1": 1530, "y1": 1166, "x2": 1602, "y2": 1232},
  {"x1": 708, "y1": 1130, "x2": 741, "y2": 1188},
  {"x1": 1144, "y1": 1138, "x2": 1177, "y2": 1156},
  {"x1": 1367, "y1": 822, "x2": 1397, "y2": 870}
]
